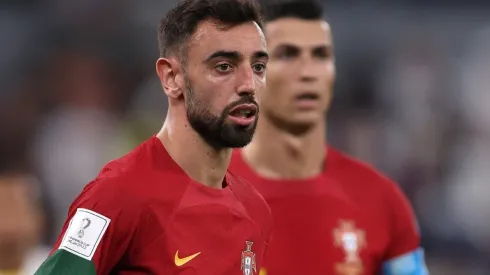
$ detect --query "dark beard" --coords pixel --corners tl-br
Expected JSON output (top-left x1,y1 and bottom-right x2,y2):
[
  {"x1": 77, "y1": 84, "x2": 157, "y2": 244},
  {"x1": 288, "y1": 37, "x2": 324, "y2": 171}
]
[{"x1": 184, "y1": 79, "x2": 259, "y2": 150}]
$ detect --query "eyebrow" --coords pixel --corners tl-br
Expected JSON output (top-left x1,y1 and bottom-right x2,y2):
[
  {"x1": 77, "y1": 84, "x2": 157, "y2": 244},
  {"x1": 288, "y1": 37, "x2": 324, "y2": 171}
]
[
  {"x1": 253, "y1": 50, "x2": 269, "y2": 61},
  {"x1": 204, "y1": 50, "x2": 241, "y2": 63},
  {"x1": 204, "y1": 50, "x2": 269, "y2": 63}
]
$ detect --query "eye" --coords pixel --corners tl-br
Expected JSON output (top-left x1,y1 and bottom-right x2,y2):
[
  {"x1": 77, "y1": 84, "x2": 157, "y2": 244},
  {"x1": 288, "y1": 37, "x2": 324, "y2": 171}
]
[
  {"x1": 215, "y1": 63, "x2": 232, "y2": 72},
  {"x1": 312, "y1": 47, "x2": 332, "y2": 60},
  {"x1": 253, "y1": 63, "x2": 266, "y2": 73},
  {"x1": 276, "y1": 47, "x2": 299, "y2": 61}
]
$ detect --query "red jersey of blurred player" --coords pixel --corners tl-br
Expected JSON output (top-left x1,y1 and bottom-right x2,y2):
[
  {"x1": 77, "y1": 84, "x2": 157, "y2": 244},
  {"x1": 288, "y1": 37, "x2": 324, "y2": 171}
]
[
  {"x1": 230, "y1": 1, "x2": 428, "y2": 274},
  {"x1": 232, "y1": 147, "x2": 422, "y2": 274},
  {"x1": 35, "y1": 0, "x2": 271, "y2": 274}
]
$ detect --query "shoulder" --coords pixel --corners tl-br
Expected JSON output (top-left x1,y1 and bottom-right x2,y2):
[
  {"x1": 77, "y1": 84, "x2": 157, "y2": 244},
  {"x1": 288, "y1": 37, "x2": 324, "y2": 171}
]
[
  {"x1": 72, "y1": 144, "x2": 188, "y2": 222},
  {"x1": 328, "y1": 146, "x2": 403, "y2": 196},
  {"x1": 69, "y1": 174, "x2": 144, "y2": 226},
  {"x1": 92, "y1": 137, "x2": 188, "y2": 203},
  {"x1": 65, "y1": 166, "x2": 185, "y2": 254},
  {"x1": 328, "y1": 147, "x2": 417, "y2": 230}
]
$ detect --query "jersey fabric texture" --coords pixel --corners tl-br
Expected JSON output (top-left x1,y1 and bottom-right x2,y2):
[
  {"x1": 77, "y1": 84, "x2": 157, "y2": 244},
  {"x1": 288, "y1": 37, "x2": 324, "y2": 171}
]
[
  {"x1": 36, "y1": 136, "x2": 272, "y2": 275},
  {"x1": 230, "y1": 146, "x2": 427, "y2": 275}
]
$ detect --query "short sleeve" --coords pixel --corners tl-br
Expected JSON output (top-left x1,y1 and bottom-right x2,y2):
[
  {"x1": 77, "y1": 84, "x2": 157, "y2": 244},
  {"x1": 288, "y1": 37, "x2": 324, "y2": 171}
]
[
  {"x1": 35, "y1": 178, "x2": 141, "y2": 275},
  {"x1": 384, "y1": 179, "x2": 421, "y2": 260}
]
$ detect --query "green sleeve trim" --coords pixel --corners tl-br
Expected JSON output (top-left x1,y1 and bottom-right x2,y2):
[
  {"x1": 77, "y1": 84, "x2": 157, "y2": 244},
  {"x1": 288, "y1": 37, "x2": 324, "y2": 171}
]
[{"x1": 34, "y1": 249, "x2": 97, "y2": 275}]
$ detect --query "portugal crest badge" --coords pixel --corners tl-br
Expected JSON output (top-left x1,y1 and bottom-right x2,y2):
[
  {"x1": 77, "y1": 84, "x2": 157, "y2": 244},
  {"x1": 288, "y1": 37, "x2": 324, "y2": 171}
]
[
  {"x1": 333, "y1": 220, "x2": 366, "y2": 275},
  {"x1": 334, "y1": 220, "x2": 366, "y2": 263},
  {"x1": 241, "y1": 241, "x2": 257, "y2": 275}
]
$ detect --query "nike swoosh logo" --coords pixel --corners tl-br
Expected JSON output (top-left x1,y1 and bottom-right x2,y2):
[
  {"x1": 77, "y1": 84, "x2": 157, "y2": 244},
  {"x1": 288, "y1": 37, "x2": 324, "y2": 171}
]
[{"x1": 174, "y1": 250, "x2": 201, "y2": 266}]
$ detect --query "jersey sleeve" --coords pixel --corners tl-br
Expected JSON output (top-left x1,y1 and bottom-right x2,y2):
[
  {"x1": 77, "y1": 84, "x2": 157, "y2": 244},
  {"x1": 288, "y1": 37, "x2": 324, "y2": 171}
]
[
  {"x1": 382, "y1": 179, "x2": 429, "y2": 275},
  {"x1": 35, "y1": 178, "x2": 142, "y2": 275}
]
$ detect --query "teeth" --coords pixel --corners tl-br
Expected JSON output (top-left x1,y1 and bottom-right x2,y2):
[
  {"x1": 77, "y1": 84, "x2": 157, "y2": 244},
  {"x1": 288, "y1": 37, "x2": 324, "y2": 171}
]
[{"x1": 239, "y1": 110, "x2": 251, "y2": 117}]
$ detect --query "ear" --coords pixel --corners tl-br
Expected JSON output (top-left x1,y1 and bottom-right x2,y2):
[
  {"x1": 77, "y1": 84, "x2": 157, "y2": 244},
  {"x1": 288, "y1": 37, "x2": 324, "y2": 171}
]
[{"x1": 156, "y1": 57, "x2": 185, "y2": 99}]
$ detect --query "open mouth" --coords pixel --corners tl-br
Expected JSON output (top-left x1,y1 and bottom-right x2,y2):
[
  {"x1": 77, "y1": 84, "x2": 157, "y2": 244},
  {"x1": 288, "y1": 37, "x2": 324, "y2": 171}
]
[
  {"x1": 296, "y1": 92, "x2": 319, "y2": 100},
  {"x1": 294, "y1": 92, "x2": 320, "y2": 109},
  {"x1": 229, "y1": 104, "x2": 257, "y2": 118},
  {"x1": 228, "y1": 104, "x2": 258, "y2": 126}
]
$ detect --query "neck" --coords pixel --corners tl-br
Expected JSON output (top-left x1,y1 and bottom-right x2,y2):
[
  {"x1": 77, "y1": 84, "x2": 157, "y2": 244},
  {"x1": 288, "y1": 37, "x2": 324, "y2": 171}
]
[
  {"x1": 243, "y1": 117, "x2": 326, "y2": 179},
  {"x1": 156, "y1": 110, "x2": 231, "y2": 189}
]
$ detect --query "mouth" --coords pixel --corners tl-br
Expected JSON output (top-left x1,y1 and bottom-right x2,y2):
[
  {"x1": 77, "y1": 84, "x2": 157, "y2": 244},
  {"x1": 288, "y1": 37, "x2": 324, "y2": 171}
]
[
  {"x1": 294, "y1": 91, "x2": 320, "y2": 109},
  {"x1": 296, "y1": 92, "x2": 319, "y2": 100},
  {"x1": 227, "y1": 104, "x2": 258, "y2": 126}
]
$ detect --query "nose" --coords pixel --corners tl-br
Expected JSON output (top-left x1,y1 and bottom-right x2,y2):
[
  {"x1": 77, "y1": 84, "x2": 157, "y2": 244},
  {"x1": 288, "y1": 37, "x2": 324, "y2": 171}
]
[
  {"x1": 298, "y1": 58, "x2": 319, "y2": 83},
  {"x1": 236, "y1": 66, "x2": 256, "y2": 96}
]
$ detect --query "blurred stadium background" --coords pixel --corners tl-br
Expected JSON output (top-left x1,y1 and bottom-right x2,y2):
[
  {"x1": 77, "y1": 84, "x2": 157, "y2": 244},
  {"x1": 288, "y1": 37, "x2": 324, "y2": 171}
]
[{"x1": 1, "y1": 0, "x2": 490, "y2": 274}]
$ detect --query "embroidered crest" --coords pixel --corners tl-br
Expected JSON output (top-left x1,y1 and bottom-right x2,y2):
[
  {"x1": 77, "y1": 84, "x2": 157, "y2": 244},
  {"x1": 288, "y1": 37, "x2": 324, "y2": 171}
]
[
  {"x1": 333, "y1": 220, "x2": 366, "y2": 275},
  {"x1": 241, "y1": 241, "x2": 257, "y2": 275}
]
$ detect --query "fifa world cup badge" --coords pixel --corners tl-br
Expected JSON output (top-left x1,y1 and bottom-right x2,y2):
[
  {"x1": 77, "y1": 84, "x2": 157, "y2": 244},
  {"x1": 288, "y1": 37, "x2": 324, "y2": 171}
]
[
  {"x1": 77, "y1": 217, "x2": 92, "y2": 238},
  {"x1": 333, "y1": 220, "x2": 366, "y2": 275},
  {"x1": 241, "y1": 241, "x2": 257, "y2": 275}
]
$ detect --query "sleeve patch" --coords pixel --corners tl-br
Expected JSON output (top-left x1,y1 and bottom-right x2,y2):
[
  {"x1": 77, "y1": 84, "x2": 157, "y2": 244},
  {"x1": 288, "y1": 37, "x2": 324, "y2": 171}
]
[
  {"x1": 59, "y1": 208, "x2": 111, "y2": 260},
  {"x1": 383, "y1": 248, "x2": 429, "y2": 275}
]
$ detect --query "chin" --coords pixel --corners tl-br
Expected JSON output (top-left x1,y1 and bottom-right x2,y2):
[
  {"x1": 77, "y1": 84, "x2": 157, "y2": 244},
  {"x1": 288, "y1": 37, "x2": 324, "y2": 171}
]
[
  {"x1": 266, "y1": 109, "x2": 323, "y2": 134},
  {"x1": 289, "y1": 112, "x2": 323, "y2": 126}
]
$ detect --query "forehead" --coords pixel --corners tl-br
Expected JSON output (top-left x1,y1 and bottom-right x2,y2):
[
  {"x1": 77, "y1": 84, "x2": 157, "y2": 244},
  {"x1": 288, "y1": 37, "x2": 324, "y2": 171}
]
[
  {"x1": 188, "y1": 20, "x2": 266, "y2": 59},
  {"x1": 265, "y1": 18, "x2": 332, "y2": 49},
  {"x1": 0, "y1": 178, "x2": 29, "y2": 199}
]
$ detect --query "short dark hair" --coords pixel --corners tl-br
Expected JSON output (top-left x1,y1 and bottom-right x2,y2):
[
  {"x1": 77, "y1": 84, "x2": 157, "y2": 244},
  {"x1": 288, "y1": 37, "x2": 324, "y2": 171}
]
[
  {"x1": 259, "y1": 0, "x2": 323, "y2": 22},
  {"x1": 158, "y1": 0, "x2": 263, "y2": 58}
]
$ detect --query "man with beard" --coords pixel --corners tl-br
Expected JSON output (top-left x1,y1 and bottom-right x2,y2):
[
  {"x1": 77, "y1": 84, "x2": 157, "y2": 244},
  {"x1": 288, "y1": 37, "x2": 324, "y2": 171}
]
[
  {"x1": 230, "y1": 0, "x2": 429, "y2": 274},
  {"x1": 35, "y1": 0, "x2": 271, "y2": 274}
]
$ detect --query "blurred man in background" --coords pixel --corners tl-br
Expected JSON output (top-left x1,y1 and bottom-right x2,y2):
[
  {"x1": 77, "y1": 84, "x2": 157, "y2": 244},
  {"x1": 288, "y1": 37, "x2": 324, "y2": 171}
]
[
  {"x1": 230, "y1": 1, "x2": 429, "y2": 274},
  {"x1": 35, "y1": 0, "x2": 271, "y2": 274},
  {"x1": 32, "y1": 45, "x2": 129, "y2": 239},
  {"x1": 0, "y1": 170, "x2": 47, "y2": 275}
]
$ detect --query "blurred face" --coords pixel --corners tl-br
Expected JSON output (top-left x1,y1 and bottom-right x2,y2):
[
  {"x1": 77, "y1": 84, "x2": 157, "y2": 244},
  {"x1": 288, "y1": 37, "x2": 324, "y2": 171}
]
[
  {"x1": 183, "y1": 20, "x2": 268, "y2": 149},
  {"x1": 263, "y1": 18, "x2": 335, "y2": 132},
  {"x1": 0, "y1": 176, "x2": 42, "y2": 269}
]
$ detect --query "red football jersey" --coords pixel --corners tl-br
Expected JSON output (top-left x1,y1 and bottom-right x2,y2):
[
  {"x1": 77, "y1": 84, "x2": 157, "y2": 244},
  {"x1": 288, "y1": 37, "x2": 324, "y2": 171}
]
[
  {"x1": 230, "y1": 146, "x2": 421, "y2": 275},
  {"x1": 37, "y1": 136, "x2": 272, "y2": 275}
]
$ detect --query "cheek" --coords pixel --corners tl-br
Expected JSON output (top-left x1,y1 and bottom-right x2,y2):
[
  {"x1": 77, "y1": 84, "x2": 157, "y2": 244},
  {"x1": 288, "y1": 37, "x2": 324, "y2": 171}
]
[
  {"x1": 323, "y1": 63, "x2": 336, "y2": 94},
  {"x1": 320, "y1": 64, "x2": 336, "y2": 108},
  {"x1": 206, "y1": 85, "x2": 235, "y2": 114},
  {"x1": 326, "y1": 62, "x2": 336, "y2": 84},
  {"x1": 261, "y1": 84, "x2": 289, "y2": 114},
  {"x1": 264, "y1": 70, "x2": 294, "y2": 105},
  {"x1": 312, "y1": 62, "x2": 335, "y2": 89},
  {"x1": 266, "y1": 64, "x2": 294, "y2": 92},
  {"x1": 189, "y1": 76, "x2": 227, "y2": 112},
  {"x1": 254, "y1": 75, "x2": 267, "y2": 93}
]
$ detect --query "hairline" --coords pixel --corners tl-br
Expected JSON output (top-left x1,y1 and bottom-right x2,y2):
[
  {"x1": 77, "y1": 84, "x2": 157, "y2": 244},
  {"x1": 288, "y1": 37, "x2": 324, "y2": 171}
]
[{"x1": 165, "y1": 19, "x2": 264, "y2": 69}]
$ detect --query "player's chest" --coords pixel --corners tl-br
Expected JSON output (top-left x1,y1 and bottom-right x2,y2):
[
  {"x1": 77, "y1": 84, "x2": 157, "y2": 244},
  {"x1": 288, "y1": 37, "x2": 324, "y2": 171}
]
[
  {"x1": 134, "y1": 205, "x2": 267, "y2": 275},
  {"x1": 263, "y1": 195, "x2": 389, "y2": 275}
]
